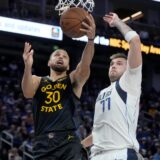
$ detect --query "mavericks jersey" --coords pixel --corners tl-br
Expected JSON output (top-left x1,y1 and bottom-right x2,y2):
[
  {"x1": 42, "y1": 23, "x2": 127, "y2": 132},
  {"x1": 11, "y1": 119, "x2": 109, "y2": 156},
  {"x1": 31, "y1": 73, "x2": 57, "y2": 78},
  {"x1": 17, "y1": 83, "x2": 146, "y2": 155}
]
[
  {"x1": 91, "y1": 65, "x2": 142, "y2": 154},
  {"x1": 32, "y1": 76, "x2": 80, "y2": 136}
]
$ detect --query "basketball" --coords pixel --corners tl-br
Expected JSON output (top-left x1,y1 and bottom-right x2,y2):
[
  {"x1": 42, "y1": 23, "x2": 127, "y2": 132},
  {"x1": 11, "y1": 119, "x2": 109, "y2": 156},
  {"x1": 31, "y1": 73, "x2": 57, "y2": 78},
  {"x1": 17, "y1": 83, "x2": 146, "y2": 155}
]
[{"x1": 60, "y1": 7, "x2": 89, "y2": 38}]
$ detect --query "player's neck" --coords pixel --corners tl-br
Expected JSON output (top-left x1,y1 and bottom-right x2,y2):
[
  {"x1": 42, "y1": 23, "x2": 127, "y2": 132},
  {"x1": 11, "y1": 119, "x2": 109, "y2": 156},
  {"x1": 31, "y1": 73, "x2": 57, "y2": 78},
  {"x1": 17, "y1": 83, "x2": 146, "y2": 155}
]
[{"x1": 49, "y1": 71, "x2": 67, "y2": 81}]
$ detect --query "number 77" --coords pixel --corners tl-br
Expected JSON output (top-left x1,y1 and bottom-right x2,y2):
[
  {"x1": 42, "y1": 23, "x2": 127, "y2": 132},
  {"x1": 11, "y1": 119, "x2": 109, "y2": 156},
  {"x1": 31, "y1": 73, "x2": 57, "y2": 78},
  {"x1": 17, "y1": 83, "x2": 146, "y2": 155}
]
[{"x1": 100, "y1": 97, "x2": 111, "y2": 112}]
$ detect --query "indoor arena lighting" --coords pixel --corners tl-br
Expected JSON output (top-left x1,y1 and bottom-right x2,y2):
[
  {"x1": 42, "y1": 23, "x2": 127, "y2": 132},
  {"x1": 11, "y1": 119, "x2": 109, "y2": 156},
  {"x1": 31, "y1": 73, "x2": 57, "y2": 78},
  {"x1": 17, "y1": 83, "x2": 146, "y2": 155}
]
[
  {"x1": 0, "y1": 16, "x2": 63, "y2": 40},
  {"x1": 131, "y1": 11, "x2": 143, "y2": 20},
  {"x1": 152, "y1": 0, "x2": 160, "y2": 2},
  {"x1": 122, "y1": 17, "x2": 130, "y2": 23},
  {"x1": 122, "y1": 11, "x2": 143, "y2": 23}
]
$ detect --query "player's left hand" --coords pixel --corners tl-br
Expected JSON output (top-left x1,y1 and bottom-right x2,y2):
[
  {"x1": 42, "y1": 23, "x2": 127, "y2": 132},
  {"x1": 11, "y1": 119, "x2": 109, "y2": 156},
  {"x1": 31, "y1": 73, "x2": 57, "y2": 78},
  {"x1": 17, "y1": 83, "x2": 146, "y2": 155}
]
[
  {"x1": 80, "y1": 14, "x2": 96, "y2": 40},
  {"x1": 103, "y1": 12, "x2": 120, "y2": 27}
]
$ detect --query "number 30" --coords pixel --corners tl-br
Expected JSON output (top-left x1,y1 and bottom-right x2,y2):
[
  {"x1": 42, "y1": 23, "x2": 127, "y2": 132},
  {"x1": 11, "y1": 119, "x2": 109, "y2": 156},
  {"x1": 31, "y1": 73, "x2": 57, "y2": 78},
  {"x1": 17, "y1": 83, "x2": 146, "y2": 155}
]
[{"x1": 45, "y1": 91, "x2": 60, "y2": 104}]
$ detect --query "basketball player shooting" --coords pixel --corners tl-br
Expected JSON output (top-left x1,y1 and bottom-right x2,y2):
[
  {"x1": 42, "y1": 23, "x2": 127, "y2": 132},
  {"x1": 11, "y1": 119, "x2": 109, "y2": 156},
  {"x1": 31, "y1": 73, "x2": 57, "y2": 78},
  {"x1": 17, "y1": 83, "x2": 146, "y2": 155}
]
[
  {"x1": 81, "y1": 12, "x2": 144, "y2": 160},
  {"x1": 21, "y1": 14, "x2": 95, "y2": 160}
]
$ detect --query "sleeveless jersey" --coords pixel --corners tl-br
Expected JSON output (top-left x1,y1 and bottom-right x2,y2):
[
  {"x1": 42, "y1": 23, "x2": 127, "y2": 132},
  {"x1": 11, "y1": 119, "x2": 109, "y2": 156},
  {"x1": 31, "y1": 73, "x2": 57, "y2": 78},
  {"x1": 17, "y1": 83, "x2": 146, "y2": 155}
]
[
  {"x1": 91, "y1": 65, "x2": 142, "y2": 154},
  {"x1": 32, "y1": 76, "x2": 80, "y2": 136}
]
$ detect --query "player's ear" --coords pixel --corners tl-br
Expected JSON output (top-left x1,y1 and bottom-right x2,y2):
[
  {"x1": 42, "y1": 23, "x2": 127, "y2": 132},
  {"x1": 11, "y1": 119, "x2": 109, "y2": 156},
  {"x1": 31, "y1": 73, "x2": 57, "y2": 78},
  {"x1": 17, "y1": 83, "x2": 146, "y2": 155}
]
[
  {"x1": 67, "y1": 65, "x2": 70, "y2": 71},
  {"x1": 48, "y1": 60, "x2": 51, "y2": 67}
]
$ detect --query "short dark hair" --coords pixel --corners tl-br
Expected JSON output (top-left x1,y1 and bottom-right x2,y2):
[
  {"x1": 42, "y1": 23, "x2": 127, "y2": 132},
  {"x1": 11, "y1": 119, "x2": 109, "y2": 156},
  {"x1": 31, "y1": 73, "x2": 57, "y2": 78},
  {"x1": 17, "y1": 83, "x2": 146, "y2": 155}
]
[
  {"x1": 110, "y1": 53, "x2": 127, "y2": 60},
  {"x1": 49, "y1": 49, "x2": 69, "y2": 60}
]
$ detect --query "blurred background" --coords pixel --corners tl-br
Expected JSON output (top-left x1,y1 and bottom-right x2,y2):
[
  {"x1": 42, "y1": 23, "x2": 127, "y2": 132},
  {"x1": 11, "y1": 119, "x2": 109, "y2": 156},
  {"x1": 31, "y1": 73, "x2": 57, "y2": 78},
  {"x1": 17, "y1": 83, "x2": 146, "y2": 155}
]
[{"x1": 0, "y1": 0, "x2": 160, "y2": 159}]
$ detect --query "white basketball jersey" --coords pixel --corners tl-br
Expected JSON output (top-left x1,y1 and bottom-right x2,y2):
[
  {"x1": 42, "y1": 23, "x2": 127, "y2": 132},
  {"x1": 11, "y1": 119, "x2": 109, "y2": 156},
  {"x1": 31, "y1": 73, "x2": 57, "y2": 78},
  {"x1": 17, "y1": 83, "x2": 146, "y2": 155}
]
[{"x1": 91, "y1": 65, "x2": 142, "y2": 155}]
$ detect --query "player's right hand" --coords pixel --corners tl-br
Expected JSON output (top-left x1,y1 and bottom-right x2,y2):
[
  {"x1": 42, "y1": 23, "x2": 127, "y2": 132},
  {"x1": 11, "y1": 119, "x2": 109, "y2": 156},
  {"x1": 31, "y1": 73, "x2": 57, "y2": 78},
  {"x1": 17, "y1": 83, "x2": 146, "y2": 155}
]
[
  {"x1": 23, "y1": 42, "x2": 34, "y2": 68},
  {"x1": 103, "y1": 12, "x2": 120, "y2": 28},
  {"x1": 80, "y1": 14, "x2": 96, "y2": 40}
]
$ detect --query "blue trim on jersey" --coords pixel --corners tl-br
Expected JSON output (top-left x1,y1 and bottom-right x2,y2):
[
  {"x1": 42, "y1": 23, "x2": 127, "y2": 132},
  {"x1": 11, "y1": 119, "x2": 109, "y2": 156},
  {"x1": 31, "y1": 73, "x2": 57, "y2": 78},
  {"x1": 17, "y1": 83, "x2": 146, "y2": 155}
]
[
  {"x1": 127, "y1": 149, "x2": 138, "y2": 160},
  {"x1": 115, "y1": 81, "x2": 127, "y2": 104}
]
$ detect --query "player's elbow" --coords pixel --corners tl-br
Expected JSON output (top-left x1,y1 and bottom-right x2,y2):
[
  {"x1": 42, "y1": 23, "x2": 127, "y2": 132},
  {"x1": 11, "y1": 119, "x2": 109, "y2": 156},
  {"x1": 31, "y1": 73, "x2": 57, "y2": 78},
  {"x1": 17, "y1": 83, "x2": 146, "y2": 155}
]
[
  {"x1": 80, "y1": 68, "x2": 90, "y2": 80},
  {"x1": 130, "y1": 35, "x2": 141, "y2": 44},
  {"x1": 22, "y1": 89, "x2": 34, "y2": 99},
  {"x1": 23, "y1": 93, "x2": 34, "y2": 99}
]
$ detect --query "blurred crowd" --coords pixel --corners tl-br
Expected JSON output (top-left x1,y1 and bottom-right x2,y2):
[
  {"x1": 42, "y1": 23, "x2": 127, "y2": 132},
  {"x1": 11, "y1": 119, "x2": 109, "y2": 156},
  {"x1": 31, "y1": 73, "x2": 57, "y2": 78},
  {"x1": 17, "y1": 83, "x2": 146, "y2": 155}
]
[{"x1": 0, "y1": 53, "x2": 160, "y2": 160}]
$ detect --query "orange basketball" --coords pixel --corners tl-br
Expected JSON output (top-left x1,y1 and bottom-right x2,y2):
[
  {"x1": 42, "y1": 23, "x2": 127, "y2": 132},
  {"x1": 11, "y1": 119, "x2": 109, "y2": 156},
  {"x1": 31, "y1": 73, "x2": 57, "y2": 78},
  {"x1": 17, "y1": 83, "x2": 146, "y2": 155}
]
[{"x1": 60, "y1": 7, "x2": 89, "y2": 38}]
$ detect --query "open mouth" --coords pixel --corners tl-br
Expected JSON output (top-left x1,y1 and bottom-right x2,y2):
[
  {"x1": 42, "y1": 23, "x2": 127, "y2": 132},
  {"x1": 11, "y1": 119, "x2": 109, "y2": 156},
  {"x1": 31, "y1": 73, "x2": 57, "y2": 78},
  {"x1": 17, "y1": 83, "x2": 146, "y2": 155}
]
[{"x1": 57, "y1": 60, "x2": 63, "y2": 65}]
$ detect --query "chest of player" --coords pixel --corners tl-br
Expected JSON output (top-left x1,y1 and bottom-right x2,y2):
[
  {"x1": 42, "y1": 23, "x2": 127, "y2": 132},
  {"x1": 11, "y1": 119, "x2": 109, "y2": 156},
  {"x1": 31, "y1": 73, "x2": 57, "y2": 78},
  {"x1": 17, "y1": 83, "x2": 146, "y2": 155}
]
[
  {"x1": 35, "y1": 78, "x2": 74, "y2": 113},
  {"x1": 94, "y1": 83, "x2": 127, "y2": 121},
  {"x1": 41, "y1": 82, "x2": 69, "y2": 99}
]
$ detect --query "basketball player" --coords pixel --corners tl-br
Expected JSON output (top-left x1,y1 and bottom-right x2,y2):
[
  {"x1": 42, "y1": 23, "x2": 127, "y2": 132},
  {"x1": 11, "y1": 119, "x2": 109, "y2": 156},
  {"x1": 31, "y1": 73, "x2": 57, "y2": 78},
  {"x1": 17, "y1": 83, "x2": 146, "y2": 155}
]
[
  {"x1": 21, "y1": 14, "x2": 95, "y2": 160},
  {"x1": 81, "y1": 12, "x2": 143, "y2": 160}
]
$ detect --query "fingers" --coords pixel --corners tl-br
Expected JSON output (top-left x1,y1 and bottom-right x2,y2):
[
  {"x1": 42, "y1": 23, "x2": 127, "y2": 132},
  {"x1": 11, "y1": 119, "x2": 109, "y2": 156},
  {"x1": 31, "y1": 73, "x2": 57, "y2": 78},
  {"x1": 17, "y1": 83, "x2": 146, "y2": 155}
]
[
  {"x1": 103, "y1": 12, "x2": 117, "y2": 19},
  {"x1": 103, "y1": 12, "x2": 119, "y2": 21},
  {"x1": 24, "y1": 42, "x2": 32, "y2": 55},
  {"x1": 104, "y1": 14, "x2": 112, "y2": 18},
  {"x1": 23, "y1": 42, "x2": 34, "y2": 61},
  {"x1": 29, "y1": 49, "x2": 34, "y2": 59},
  {"x1": 81, "y1": 14, "x2": 95, "y2": 30},
  {"x1": 28, "y1": 49, "x2": 34, "y2": 56},
  {"x1": 103, "y1": 16, "x2": 110, "y2": 22},
  {"x1": 86, "y1": 14, "x2": 95, "y2": 27},
  {"x1": 80, "y1": 14, "x2": 95, "y2": 39},
  {"x1": 81, "y1": 21, "x2": 90, "y2": 30},
  {"x1": 103, "y1": 14, "x2": 114, "y2": 22},
  {"x1": 23, "y1": 49, "x2": 34, "y2": 59},
  {"x1": 104, "y1": 12, "x2": 115, "y2": 17},
  {"x1": 109, "y1": 12, "x2": 115, "y2": 16},
  {"x1": 27, "y1": 49, "x2": 34, "y2": 57},
  {"x1": 80, "y1": 28, "x2": 88, "y2": 33},
  {"x1": 89, "y1": 14, "x2": 95, "y2": 22},
  {"x1": 81, "y1": 14, "x2": 95, "y2": 28},
  {"x1": 103, "y1": 12, "x2": 120, "y2": 28}
]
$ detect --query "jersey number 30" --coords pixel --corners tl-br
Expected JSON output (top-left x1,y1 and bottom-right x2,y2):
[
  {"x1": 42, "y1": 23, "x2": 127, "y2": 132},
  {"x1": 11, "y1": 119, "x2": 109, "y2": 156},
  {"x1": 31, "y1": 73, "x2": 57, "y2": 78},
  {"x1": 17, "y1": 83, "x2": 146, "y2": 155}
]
[{"x1": 45, "y1": 91, "x2": 60, "y2": 104}]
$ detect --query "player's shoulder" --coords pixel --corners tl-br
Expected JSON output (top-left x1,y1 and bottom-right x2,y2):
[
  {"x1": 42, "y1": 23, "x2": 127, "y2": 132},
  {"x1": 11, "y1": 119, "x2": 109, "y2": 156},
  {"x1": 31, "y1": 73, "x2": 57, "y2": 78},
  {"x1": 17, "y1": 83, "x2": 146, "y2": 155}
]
[
  {"x1": 32, "y1": 75, "x2": 42, "y2": 82},
  {"x1": 127, "y1": 64, "x2": 142, "y2": 74}
]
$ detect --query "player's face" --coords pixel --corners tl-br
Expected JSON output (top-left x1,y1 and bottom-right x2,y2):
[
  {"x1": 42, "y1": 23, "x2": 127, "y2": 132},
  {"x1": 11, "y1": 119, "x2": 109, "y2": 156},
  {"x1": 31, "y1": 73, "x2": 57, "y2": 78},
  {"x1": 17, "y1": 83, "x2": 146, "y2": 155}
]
[
  {"x1": 108, "y1": 58, "x2": 127, "y2": 82},
  {"x1": 48, "y1": 49, "x2": 70, "y2": 73}
]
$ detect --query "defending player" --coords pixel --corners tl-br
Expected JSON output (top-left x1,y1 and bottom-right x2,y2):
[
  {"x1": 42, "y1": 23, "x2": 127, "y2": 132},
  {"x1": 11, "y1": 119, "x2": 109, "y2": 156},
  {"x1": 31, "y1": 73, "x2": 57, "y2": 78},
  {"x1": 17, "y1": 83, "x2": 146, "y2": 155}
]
[{"x1": 81, "y1": 12, "x2": 143, "y2": 160}]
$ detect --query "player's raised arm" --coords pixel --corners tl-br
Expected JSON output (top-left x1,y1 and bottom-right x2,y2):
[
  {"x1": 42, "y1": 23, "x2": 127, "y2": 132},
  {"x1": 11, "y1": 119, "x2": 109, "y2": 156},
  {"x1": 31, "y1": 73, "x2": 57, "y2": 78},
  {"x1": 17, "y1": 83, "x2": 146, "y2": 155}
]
[
  {"x1": 70, "y1": 14, "x2": 95, "y2": 97},
  {"x1": 21, "y1": 42, "x2": 40, "y2": 98},
  {"x1": 103, "y1": 12, "x2": 142, "y2": 68}
]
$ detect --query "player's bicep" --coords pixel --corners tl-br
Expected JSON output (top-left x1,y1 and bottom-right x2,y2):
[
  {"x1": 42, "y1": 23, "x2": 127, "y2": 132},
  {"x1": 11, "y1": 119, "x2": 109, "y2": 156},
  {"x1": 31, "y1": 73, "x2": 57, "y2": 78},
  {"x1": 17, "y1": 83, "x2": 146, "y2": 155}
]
[
  {"x1": 70, "y1": 63, "x2": 90, "y2": 86},
  {"x1": 32, "y1": 75, "x2": 41, "y2": 95},
  {"x1": 119, "y1": 65, "x2": 142, "y2": 95}
]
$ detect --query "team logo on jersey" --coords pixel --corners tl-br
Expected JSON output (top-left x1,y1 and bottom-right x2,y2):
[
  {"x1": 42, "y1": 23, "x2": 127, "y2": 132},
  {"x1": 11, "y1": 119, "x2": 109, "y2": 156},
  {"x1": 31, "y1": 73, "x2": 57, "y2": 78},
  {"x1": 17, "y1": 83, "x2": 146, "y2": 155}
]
[
  {"x1": 41, "y1": 83, "x2": 67, "y2": 92},
  {"x1": 96, "y1": 90, "x2": 112, "y2": 102},
  {"x1": 96, "y1": 90, "x2": 112, "y2": 112},
  {"x1": 67, "y1": 135, "x2": 74, "y2": 141},
  {"x1": 39, "y1": 82, "x2": 67, "y2": 113},
  {"x1": 41, "y1": 103, "x2": 63, "y2": 112}
]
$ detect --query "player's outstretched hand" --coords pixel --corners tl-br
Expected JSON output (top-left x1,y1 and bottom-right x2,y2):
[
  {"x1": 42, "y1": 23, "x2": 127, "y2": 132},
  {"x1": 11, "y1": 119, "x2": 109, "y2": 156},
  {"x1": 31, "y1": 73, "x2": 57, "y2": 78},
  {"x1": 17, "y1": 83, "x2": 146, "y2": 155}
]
[
  {"x1": 103, "y1": 12, "x2": 121, "y2": 28},
  {"x1": 23, "y1": 42, "x2": 34, "y2": 68},
  {"x1": 80, "y1": 14, "x2": 96, "y2": 40}
]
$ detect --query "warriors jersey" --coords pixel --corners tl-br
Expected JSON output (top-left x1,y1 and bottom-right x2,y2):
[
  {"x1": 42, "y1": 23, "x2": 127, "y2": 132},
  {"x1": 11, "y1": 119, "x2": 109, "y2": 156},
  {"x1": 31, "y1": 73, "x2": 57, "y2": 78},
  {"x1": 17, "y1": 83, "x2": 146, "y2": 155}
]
[
  {"x1": 32, "y1": 76, "x2": 80, "y2": 136},
  {"x1": 91, "y1": 65, "x2": 142, "y2": 154}
]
